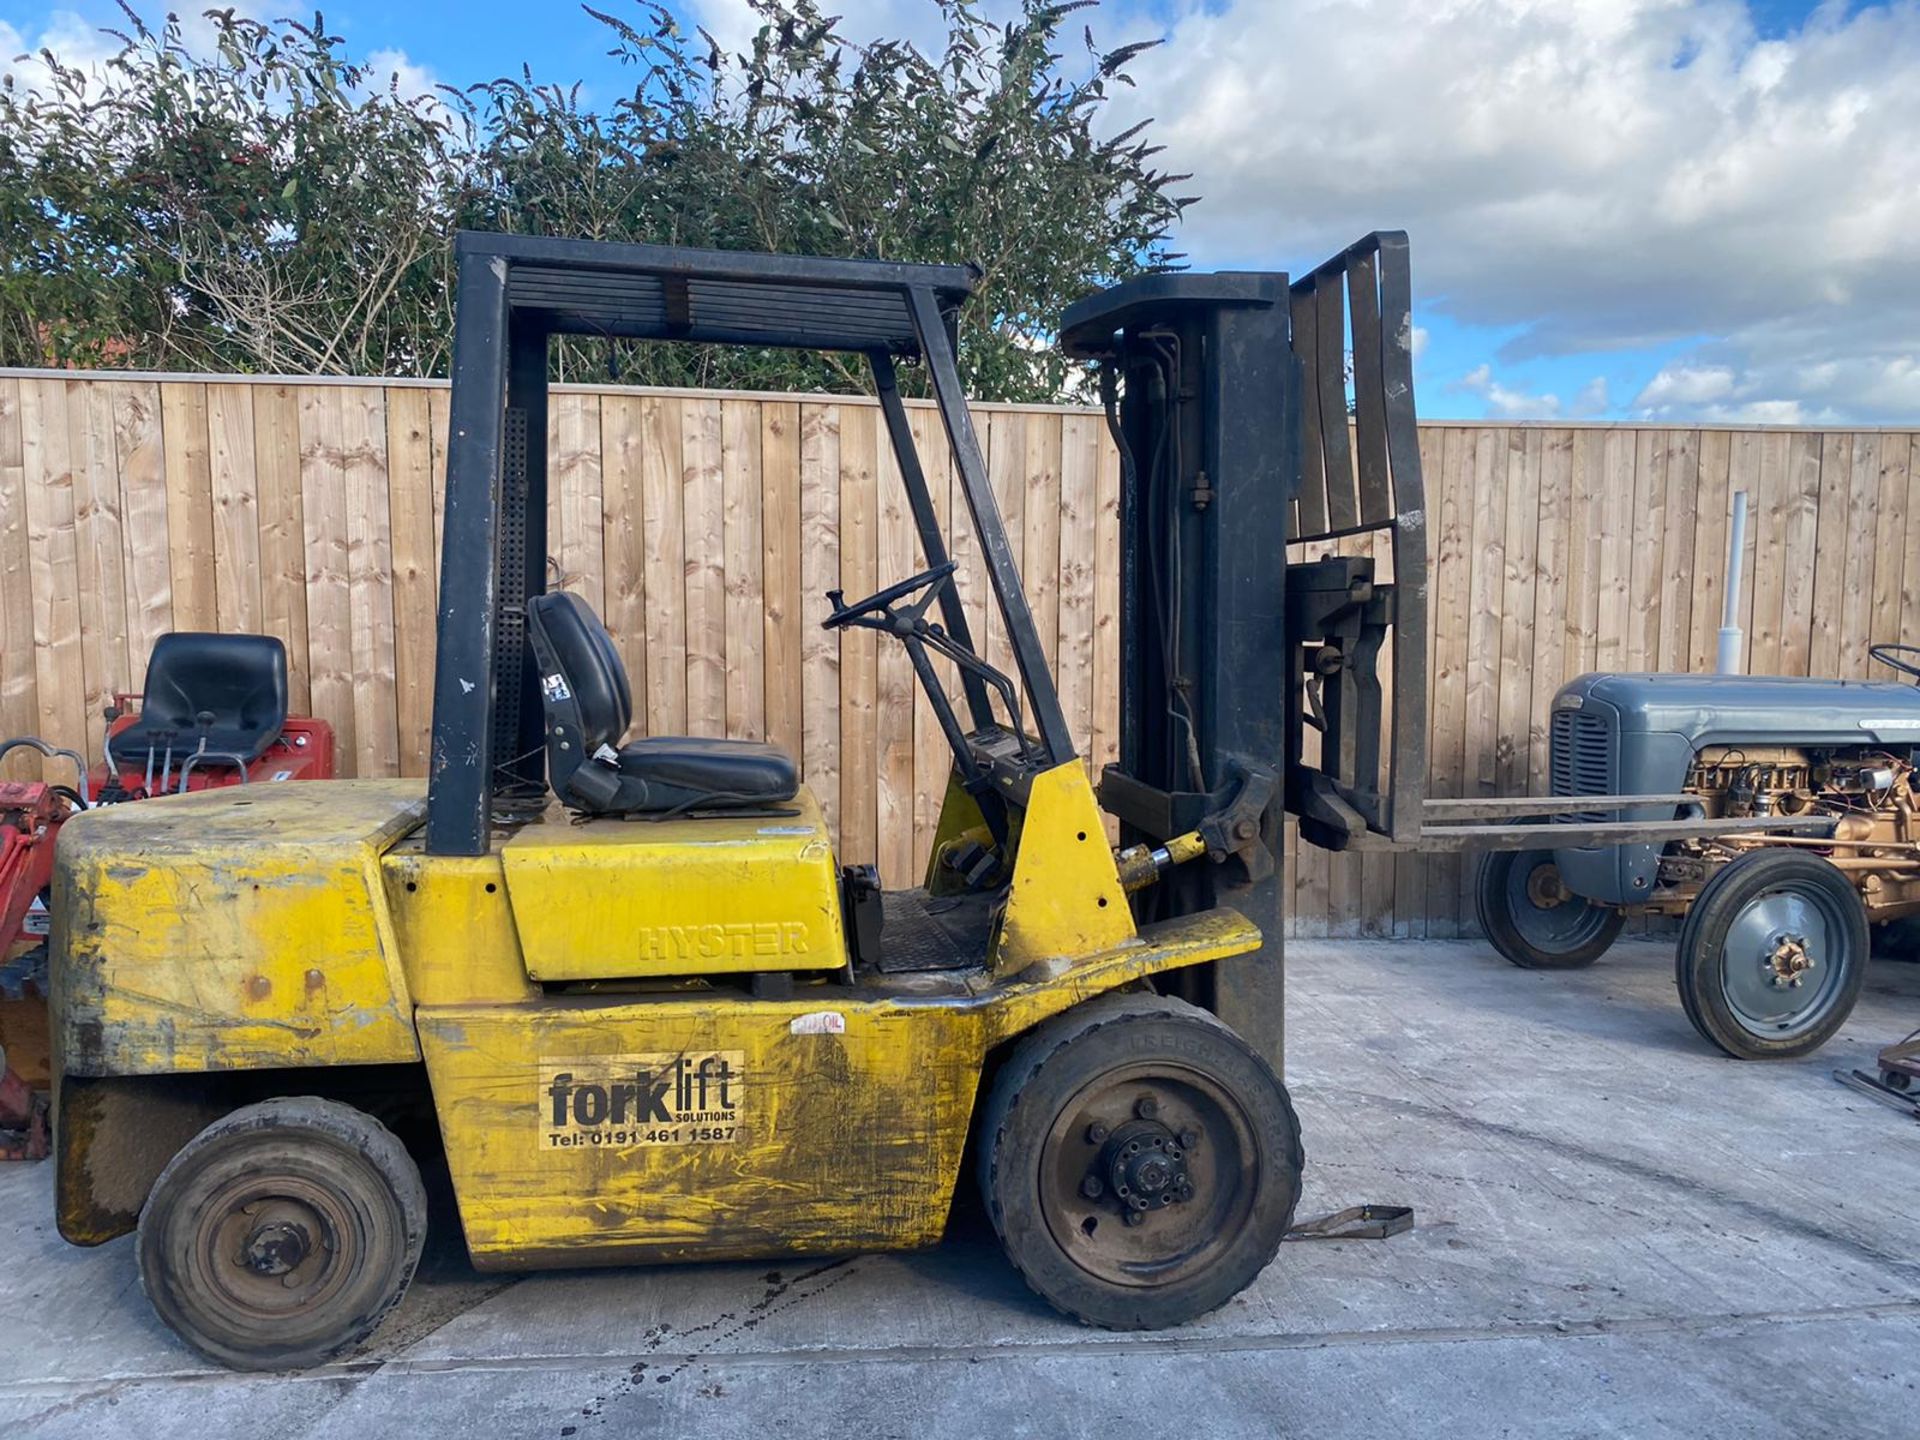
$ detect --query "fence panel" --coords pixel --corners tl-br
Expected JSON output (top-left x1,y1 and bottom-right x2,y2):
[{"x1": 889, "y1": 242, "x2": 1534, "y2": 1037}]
[{"x1": 2, "y1": 370, "x2": 1914, "y2": 936}]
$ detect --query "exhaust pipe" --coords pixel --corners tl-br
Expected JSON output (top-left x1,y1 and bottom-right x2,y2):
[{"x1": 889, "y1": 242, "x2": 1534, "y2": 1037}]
[{"x1": 1717, "y1": 490, "x2": 1749, "y2": 675}]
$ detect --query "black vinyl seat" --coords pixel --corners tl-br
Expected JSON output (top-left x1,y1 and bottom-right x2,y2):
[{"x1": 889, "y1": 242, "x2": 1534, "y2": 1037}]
[
  {"x1": 526, "y1": 591, "x2": 799, "y2": 816},
  {"x1": 107, "y1": 633, "x2": 288, "y2": 766}
]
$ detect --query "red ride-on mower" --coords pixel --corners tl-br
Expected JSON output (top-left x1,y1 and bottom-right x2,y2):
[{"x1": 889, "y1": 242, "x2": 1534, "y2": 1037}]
[{"x1": 0, "y1": 634, "x2": 335, "y2": 1157}]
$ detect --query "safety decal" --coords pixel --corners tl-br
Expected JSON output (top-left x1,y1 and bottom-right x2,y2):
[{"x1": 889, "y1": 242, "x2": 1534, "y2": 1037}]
[
  {"x1": 542, "y1": 672, "x2": 573, "y2": 702},
  {"x1": 539, "y1": 1052, "x2": 744, "y2": 1151},
  {"x1": 788, "y1": 1011, "x2": 846, "y2": 1035}
]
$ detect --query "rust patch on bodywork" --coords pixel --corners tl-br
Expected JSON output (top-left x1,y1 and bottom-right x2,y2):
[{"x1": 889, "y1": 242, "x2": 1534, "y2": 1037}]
[{"x1": 55, "y1": 1074, "x2": 224, "y2": 1244}]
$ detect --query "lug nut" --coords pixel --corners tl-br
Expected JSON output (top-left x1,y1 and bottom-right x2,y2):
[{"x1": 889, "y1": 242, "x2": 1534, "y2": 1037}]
[
  {"x1": 1087, "y1": 1122, "x2": 1109, "y2": 1144},
  {"x1": 1178, "y1": 1128, "x2": 1200, "y2": 1149},
  {"x1": 1124, "y1": 1210, "x2": 1145, "y2": 1227},
  {"x1": 1081, "y1": 1175, "x2": 1104, "y2": 1199},
  {"x1": 1135, "y1": 1096, "x2": 1159, "y2": 1120}
]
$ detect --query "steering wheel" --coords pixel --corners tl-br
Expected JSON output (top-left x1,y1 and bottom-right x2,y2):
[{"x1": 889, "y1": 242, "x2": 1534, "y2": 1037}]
[
  {"x1": 822, "y1": 562, "x2": 957, "y2": 631},
  {"x1": 1871, "y1": 643, "x2": 1920, "y2": 682}
]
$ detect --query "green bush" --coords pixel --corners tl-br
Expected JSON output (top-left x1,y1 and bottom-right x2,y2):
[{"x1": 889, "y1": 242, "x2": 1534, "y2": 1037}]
[{"x1": 0, "y1": 0, "x2": 1189, "y2": 400}]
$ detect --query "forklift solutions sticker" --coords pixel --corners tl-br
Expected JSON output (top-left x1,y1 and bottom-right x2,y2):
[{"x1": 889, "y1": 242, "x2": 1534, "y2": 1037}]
[{"x1": 539, "y1": 1052, "x2": 745, "y2": 1151}]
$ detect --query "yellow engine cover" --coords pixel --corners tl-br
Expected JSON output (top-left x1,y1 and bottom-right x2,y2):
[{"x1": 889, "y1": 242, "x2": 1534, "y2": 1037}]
[
  {"x1": 499, "y1": 789, "x2": 848, "y2": 981},
  {"x1": 53, "y1": 781, "x2": 426, "y2": 1076}
]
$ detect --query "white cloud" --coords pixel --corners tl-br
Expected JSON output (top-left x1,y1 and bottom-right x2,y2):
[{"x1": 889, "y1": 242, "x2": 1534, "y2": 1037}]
[
  {"x1": 1701, "y1": 398, "x2": 1808, "y2": 424},
  {"x1": 1109, "y1": 0, "x2": 1920, "y2": 423},
  {"x1": 1635, "y1": 363, "x2": 1738, "y2": 409},
  {"x1": 31, "y1": 8, "x2": 123, "y2": 71},
  {"x1": 364, "y1": 48, "x2": 441, "y2": 105},
  {"x1": 1572, "y1": 377, "x2": 1610, "y2": 417},
  {"x1": 1457, "y1": 363, "x2": 1565, "y2": 420},
  {"x1": 4, "y1": 3, "x2": 270, "y2": 93}
]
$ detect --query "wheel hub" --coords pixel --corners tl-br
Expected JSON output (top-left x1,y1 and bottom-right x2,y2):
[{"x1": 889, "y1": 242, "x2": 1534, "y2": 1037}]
[
  {"x1": 206, "y1": 1189, "x2": 344, "y2": 1311},
  {"x1": 1764, "y1": 932, "x2": 1815, "y2": 989},
  {"x1": 1524, "y1": 863, "x2": 1568, "y2": 909},
  {"x1": 243, "y1": 1219, "x2": 312, "y2": 1276},
  {"x1": 1087, "y1": 1108, "x2": 1195, "y2": 1225}
]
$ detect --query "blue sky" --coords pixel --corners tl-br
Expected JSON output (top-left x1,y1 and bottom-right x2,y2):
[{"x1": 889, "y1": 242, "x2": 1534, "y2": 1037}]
[{"x1": 5, "y1": 0, "x2": 1916, "y2": 423}]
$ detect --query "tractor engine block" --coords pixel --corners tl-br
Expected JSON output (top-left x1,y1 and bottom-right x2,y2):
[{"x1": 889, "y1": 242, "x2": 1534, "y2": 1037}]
[{"x1": 1684, "y1": 745, "x2": 1914, "y2": 826}]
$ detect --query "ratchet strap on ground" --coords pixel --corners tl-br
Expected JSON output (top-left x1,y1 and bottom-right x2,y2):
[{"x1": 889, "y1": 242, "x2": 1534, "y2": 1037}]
[{"x1": 1284, "y1": 1204, "x2": 1415, "y2": 1242}]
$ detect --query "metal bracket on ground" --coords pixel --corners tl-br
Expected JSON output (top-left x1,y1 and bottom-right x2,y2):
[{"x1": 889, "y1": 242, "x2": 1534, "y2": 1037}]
[{"x1": 1284, "y1": 1204, "x2": 1415, "y2": 1241}]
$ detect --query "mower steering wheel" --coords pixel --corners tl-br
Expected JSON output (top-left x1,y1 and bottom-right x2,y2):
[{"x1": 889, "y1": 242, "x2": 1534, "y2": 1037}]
[
  {"x1": 821, "y1": 561, "x2": 957, "y2": 631},
  {"x1": 1871, "y1": 643, "x2": 1920, "y2": 683}
]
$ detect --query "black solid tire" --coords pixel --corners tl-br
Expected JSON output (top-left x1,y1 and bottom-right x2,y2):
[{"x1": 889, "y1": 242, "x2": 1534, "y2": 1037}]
[
  {"x1": 976, "y1": 992, "x2": 1303, "y2": 1330},
  {"x1": 1675, "y1": 849, "x2": 1871, "y2": 1061},
  {"x1": 1475, "y1": 848, "x2": 1625, "y2": 970},
  {"x1": 137, "y1": 1097, "x2": 427, "y2": 1371}
]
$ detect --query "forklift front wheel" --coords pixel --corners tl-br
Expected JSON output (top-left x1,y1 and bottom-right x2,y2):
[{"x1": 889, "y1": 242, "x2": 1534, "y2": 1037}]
[
  {"x1": 136, "y1": 1097, "x2": 427, "y2": 1371},
  {"x1": 977, "y1": 993, "x2": 1303, "y2": 1329},
  {"x1": 1475, "y1": 848, "x2": 1624, "y2": 970}
]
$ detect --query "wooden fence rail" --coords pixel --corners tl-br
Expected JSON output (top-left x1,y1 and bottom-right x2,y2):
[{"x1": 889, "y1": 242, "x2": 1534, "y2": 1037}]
[{"x1": 1, "y1": 370, "x2": 1915, "y2": 937}]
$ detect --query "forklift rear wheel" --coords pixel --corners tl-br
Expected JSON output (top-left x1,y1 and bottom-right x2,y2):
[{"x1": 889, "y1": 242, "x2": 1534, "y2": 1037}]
[
  {"x1": 1475, "y1": 848, "x2": 1624, "y2": 969},
  {"x1": 977, "y1": 992, "x2": 1303, "y2": 1330},
  {"x1": 136, "y1": 1097, "x2": 427, "y2": 1371},
  {"x1": 1675, "y1": 849, "x2": 1869, "y2": 1061}
]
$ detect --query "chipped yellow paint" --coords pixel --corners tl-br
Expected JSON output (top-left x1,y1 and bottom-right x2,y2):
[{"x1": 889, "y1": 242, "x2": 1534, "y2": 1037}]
[
  {"x1": 54, "y1": 782, "x2": 425, "y2": 1075},
  {"x1": 499, "y1": 791, "x2": 848, "y2": 981},
  {"x1": 416, "y1": 906, "x2": 1260, "y2": 1268},
  {"x1": 992, "y1": 761, "x2": 1135, "y2": 975},
  {"x1": 379, "y1": 842, "x2": 534, "y2": 1006}
]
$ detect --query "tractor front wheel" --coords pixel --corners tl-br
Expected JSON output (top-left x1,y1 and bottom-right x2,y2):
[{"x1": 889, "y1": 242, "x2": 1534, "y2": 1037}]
[
  {"x1": 1675, "y1": 849, "x2": 1870, "y2": 1060},
  {"x1": 1475, "y1": 848, "x2": 1625, "y2": 970},
  {"x1": 976, "y1": 993, "x2": 1303, "y2": 1330},
  {"x1": 137, "y1": 1097, "x2": 427, "y2": 1371}
]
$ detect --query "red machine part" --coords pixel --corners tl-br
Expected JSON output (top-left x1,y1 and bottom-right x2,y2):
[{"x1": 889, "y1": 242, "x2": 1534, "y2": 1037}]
[
  {"x1": 93, "y1": 695, "x2": 336, "y2": 799},
  {"x1": 0, "y1": 781, "x2": 64, "y2": 957},
  {"x1": 0, "y1": 1045, "x2": 49, "y2": 1162}
]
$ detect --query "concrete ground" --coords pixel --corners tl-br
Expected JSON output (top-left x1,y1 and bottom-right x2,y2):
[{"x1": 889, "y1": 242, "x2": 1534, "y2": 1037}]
[{"x1": 3, "y1": 937, "x2": 1917, "y2": 1439}]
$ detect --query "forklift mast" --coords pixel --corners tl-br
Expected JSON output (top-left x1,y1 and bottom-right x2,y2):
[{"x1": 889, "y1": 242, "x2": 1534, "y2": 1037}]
[
  {"x1": 1063, "y1": 233, "x2": 1430, "y2": 1060},
  {"x1": 1062, "y1": 273, "x2": 1295, "y2": 1061}
]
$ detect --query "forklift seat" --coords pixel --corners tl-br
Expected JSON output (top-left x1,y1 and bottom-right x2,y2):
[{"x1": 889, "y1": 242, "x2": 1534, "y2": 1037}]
[
  {"x1": 526, "y1": 591, "x2": 798, "y2": 815},
  {"x1": 107, "y1": 633, "x2": 289, "y2": 765}
]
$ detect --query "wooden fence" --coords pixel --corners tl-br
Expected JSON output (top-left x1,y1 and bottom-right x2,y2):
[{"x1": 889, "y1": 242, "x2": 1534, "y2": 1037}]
[{"x1": 1, "y1": 370, "x2": 1915, "y2": 936}]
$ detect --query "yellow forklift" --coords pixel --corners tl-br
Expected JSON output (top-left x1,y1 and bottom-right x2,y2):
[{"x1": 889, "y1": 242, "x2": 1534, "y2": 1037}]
[{"x1": 50, "y1": 229, "x2": 1418, "y2": 1370}]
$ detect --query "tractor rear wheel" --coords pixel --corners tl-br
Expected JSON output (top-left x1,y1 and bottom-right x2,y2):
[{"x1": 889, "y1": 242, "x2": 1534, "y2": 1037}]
[
  {"x1": 1475, "y1": 848, "x2": 1625, "y2": 969},
  {"x1": 977, "y1": 992, "x2": 1303, "y2": 1329},
  {"x1": 1675, "y1": 849, "x2": 1870, "y2": 1060},
  {"x1": 137, "y1": 1097, "x2": 426, "y2": 1371}
]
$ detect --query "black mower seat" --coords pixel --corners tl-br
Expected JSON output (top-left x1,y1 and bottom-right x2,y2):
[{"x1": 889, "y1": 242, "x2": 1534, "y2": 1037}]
[
  {"x1": 526, "y1": 591, "x2": 798, "y2": 816},
  {"x1": 108, "y1": 632, "x2": 289, "y2": 765}
]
